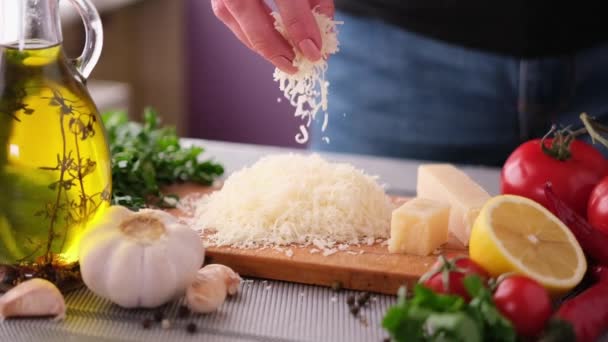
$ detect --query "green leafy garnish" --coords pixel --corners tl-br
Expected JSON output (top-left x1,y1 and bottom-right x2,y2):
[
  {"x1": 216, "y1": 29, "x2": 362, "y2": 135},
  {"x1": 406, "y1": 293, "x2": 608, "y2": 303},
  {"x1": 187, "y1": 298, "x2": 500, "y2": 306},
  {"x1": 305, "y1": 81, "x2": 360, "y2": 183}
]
[
  {"x1": 382, "y1": 276, "x2": 517, "y2": 342},
  {"x1": 102, "y1": 108, "x2": 224, "y2": 210},
  {"x1": 464, "y1": 276, "x2": 517, "y2": 342}
]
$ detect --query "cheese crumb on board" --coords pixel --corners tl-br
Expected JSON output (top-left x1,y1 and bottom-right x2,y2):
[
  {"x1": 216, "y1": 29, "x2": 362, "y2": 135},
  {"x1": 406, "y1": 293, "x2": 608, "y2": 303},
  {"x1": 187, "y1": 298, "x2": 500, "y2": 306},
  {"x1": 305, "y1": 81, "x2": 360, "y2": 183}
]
[
  {"x1": 323, "y1": 249, "x2": 338, "y2": 257},
  {"x1": 272, "y1": 10, "x2": 342, "y2": 144},
  {"x1": 194, "y1": 154, "x2": 392, "y2": 249},
  {"x1": 338, "y1": 244, "x2": 349, "y2": 251},
  {"x1": 388, "y1": 198, "x2": 450, "y2": 256},
  {"x1": 416, "y1": 164, "x2": 490, "y2": 246}
]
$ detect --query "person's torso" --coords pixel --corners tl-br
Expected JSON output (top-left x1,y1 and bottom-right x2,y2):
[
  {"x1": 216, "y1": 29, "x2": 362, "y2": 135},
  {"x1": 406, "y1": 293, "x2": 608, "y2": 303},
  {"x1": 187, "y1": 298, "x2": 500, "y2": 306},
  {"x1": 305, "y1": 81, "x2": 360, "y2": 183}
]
[{"x1": 335, "y1": 0, "x2": 606, "y2": 58}]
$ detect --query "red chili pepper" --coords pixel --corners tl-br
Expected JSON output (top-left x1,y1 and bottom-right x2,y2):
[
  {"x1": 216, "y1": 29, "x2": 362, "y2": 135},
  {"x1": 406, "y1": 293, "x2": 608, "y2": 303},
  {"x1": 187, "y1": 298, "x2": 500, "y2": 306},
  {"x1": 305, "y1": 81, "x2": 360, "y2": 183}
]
[
  {"x1": 544, "y1": 183, "x2": 608, "y2": 264},
  {"x1": 591, "y1": 265, "x2": 608, "y2": 283},
  {"x1": 555, "y1": 282, "x2": 608, "y2": 342}
]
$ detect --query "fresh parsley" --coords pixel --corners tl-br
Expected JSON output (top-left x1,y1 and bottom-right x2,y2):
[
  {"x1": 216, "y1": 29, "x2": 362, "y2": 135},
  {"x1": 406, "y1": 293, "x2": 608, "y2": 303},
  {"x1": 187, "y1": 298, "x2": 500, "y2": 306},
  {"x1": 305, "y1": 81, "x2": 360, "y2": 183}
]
[
  {"x1": 102, "y1": 108, "x2": 224, "y2": 210},
  {"x1": 382, "y1": 276, "x2": 517, "y2": 342}
]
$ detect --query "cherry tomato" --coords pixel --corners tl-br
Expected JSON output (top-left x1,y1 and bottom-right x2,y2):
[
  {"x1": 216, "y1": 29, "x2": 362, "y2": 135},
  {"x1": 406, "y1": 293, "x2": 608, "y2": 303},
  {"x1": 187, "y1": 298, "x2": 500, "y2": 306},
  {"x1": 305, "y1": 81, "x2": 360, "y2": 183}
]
[
  {"x1": 501, "y1": 138, "x2": 608, "y2": 217},
  {"x1": 493, "y1": 275, "x2": 552, "y2": 337},
  {"x1": 588, "y1": 176, "x2": 608, "y2": 235},
  {"x1": 421, "y1": 256, "x2": 489, "y2": 301}
]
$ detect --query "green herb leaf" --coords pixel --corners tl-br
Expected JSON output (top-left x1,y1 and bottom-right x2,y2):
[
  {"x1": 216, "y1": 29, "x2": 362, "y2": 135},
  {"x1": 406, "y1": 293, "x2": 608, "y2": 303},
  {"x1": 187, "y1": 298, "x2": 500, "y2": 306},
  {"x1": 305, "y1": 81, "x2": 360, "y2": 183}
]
[
  {"x1": 383, "y1": 276, "x2": 517, "y2": 342},
  {"x1": 410, "y1": 285, "x2": 465, "y2": 312},
  {"x1": 464, "y1": 276, "x2": 517, "y2": 342},
  {"x1": 425, "y1": 312, "x2": 481, "y2": 342},
  {"x1": 537, "y1": 319, "x2": 576, "y2": 342},
  {"x1": 382, "y1": 284, "x2": 467, "y2": 342},
  {"x1": 102, "y1": 108, "x2": 223, "y2": 210}
]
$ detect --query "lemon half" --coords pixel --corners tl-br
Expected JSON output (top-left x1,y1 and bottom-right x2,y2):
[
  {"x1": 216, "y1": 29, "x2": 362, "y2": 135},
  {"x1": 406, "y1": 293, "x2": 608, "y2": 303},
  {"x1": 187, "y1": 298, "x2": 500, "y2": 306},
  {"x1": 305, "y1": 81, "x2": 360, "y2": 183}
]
[{"x1": 469, "y1": 194, "x2": 586, "y2": 295}]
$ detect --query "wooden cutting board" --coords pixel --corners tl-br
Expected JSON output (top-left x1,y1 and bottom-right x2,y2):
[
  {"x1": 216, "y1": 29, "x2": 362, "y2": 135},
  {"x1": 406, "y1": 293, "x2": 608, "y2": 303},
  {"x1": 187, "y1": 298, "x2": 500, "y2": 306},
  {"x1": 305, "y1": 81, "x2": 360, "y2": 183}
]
[{"x1": 165, "y1": 184, "x2": 467, "y2": 295}]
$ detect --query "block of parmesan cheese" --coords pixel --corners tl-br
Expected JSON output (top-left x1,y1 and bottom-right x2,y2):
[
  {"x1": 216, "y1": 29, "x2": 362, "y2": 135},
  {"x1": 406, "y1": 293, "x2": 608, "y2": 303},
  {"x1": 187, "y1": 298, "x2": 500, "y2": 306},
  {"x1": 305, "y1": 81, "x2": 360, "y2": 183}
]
[
  {"x1": 416, "y1": 164, "x2": 490, "y2": 246},
  {"x1": 388, "y1": 198, "x2": 450, "y2": 256}
]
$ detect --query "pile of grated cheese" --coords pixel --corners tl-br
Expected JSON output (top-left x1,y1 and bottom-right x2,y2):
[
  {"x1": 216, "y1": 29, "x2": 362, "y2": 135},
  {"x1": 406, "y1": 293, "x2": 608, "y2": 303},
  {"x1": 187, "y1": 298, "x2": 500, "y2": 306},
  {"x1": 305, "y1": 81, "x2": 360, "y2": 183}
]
[
  {"x1": 193, "y1": 154, "x2": 392, "y2": 249},
  {"x1": 272, "y1": 10, "x2": 342, "y2": 144}
]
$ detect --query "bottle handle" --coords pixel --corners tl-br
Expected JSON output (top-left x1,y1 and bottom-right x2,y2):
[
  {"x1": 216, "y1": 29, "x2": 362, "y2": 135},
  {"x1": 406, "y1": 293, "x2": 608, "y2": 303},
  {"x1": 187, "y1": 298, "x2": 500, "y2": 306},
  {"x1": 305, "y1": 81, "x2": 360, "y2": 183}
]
[{"x1": 68, "y1": 0, "x2": 103, "y2": 79}]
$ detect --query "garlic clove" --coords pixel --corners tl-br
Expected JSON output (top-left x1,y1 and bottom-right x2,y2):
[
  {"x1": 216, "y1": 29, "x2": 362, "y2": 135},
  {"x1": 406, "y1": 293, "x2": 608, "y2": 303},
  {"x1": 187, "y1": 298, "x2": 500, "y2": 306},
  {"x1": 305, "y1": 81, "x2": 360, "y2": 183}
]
[
  {"x1": 186, "y1": 271, "x2": 227, "y2": 313},
  {"x1": 164, "y1": 222, "x2": 206, "y2": 291},
  {"x1": 185, "y1": 264, "x2": 241, "y2": 314},
  {"x1": 139, "y1": 242, "x2": 181, "y2": 308},
  {"x1": 0, "y1": 278, "x2": 66, "y2": 320},
  {"x1": 79, "y1": 230, "x2": 124, "y2": 302},
  {"x1": 105, "y1": 240, "x2": 145, "y2": 308},
  {"x1": 202, "y1": 264, "x2": 242, "y2": 296}
]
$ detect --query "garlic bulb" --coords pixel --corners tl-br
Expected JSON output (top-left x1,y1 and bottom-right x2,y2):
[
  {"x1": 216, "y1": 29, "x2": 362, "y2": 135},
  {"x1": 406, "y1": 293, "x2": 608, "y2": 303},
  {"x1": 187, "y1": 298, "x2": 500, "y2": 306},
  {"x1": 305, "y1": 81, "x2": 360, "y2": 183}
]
[
  {"x1": 186, "y1": 264, "x2": 241, "y2": 313},
  {"x1": 79, "y1": 206, "x2": 205, "y2": 308},
  {"x1": 0, "y1": 278, "x2": 66, "y2": 320}
]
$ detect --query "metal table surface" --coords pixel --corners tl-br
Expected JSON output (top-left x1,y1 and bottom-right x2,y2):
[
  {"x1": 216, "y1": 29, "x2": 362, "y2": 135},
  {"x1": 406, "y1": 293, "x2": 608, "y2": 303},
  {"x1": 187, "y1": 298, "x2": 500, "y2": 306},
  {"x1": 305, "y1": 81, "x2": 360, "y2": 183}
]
[{"x1": 0, "y1": 140, "x2": 501, "y2": 342}]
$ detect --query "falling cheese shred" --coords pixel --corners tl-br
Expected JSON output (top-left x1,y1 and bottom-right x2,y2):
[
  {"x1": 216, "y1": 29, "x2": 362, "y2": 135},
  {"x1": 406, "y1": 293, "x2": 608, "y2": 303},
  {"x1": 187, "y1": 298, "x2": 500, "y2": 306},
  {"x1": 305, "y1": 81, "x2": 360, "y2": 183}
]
[
  {"x1": 193, "y1": 154, "x2": 392, "y2": 249},
  {"x1": 272, "y1": 10, "x2": 342, "y2": 144}
]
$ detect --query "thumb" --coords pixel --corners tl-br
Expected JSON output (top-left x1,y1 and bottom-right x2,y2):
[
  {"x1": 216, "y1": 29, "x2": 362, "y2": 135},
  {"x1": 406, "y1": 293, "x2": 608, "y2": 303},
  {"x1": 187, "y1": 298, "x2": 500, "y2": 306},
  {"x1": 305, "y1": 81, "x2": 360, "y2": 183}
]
[{"x1": 311, "y1": 0, "x2": 335, "y2": 18}]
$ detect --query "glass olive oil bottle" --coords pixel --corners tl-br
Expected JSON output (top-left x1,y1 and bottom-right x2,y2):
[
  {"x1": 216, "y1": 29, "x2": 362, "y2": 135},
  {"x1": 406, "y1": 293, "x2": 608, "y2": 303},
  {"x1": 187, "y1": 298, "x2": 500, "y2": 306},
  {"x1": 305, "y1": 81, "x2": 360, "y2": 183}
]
[{"x1": 0, "y1": 0, "x2": 109, "y2": 286}]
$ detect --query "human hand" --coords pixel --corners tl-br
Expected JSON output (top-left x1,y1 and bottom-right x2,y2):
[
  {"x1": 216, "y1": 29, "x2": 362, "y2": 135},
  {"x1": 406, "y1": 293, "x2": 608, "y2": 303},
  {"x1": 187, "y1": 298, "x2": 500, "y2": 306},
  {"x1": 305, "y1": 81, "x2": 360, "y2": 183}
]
[{"x1": 211, "y1": 0, "x2": 335, "y2": 74}]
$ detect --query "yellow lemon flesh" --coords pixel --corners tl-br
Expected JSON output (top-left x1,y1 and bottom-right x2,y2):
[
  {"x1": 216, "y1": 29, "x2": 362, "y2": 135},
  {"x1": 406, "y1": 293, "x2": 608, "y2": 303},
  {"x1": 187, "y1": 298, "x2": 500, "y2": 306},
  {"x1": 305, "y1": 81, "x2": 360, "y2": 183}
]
[{"x1": 469, "y1": 195, "x2": 586, "y2": 295}]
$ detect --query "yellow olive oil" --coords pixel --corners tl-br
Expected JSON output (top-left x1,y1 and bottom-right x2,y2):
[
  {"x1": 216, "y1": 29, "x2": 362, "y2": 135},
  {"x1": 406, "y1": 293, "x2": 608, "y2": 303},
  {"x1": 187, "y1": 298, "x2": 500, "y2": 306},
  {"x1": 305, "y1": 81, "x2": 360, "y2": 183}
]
[{"x1": 0, "y1": 43, "x2": 111, "y2": 266}]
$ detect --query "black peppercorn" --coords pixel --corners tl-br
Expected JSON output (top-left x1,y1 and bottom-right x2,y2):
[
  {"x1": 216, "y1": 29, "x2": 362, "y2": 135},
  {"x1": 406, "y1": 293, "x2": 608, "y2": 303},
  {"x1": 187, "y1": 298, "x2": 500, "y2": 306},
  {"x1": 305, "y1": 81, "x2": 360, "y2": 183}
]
[
  {"x1": 357, "y1": 292, "x2": 371, "y2": 306},
  {"x1": 153, "y1": 311, "x2": 164, "y2": 322},
  {"x1": 186, "y1": 322, "x2": 198, "y2": 334},
  {"x1": 142, "y1": 319, "x2": 152, "y2": 329}
]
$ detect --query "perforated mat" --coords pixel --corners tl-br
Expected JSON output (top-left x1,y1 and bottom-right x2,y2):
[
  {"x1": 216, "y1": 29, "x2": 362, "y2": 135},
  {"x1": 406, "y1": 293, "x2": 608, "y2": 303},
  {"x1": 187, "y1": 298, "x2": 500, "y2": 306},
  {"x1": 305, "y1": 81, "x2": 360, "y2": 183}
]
[{"x1": 0, "y1": 278, "x2": 395, "y2": 342}]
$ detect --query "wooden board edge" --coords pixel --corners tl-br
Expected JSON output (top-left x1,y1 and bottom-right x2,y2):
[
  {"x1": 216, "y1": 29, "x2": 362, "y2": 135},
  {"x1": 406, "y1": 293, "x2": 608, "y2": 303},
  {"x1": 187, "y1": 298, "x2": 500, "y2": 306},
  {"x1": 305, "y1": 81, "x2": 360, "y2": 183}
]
[{"x1": 204, "y1": 250, "x2": 415, "y2": 295}]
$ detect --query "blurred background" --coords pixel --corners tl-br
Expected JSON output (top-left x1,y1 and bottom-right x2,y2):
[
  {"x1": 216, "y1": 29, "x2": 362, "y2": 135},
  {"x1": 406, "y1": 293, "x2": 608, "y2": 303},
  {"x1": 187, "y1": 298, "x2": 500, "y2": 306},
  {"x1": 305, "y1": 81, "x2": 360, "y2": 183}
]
[{"x1": 61, "y1": 0, "x2": 304, "y2": 148}]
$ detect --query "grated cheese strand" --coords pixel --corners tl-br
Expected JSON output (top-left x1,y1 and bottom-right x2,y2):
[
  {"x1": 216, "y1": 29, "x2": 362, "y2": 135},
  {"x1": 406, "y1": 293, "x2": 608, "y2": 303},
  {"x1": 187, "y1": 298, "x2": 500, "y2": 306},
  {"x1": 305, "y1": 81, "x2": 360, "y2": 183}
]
[
  {"x1": 272, "y1": 10, "x2": 341, "y2": 144},
  {"x1": 193, "y1": 154, "x2": 392, "y2": 249}
]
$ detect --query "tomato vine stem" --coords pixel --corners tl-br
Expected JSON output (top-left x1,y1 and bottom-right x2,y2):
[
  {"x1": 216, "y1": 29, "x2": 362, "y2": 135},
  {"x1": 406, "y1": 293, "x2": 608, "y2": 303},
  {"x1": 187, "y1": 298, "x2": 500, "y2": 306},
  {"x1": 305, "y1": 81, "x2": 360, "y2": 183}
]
[
  {"x1": 540, "y1": 113, "x2": 608, "y2": 161},
  {"x1": 580, "y1": 112, "x2": 608, "y2": 149}
]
